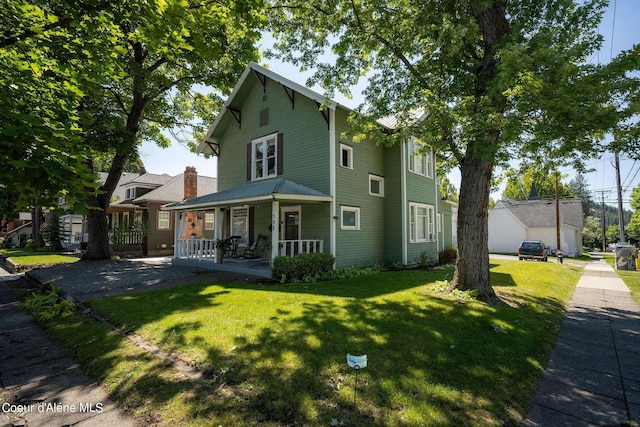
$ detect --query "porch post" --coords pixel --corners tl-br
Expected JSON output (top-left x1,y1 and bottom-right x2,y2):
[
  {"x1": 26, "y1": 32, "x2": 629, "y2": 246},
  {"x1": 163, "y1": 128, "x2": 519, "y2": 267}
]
[
  {"x1": 271, "y1": 201, "x2": 280, "y2": 261},
  {"x1": 173, "y1": 211, "x2": 181, "y2": 257},
  {"x1": 214, "y1": 207, "x2": 222, "y2": 263}
]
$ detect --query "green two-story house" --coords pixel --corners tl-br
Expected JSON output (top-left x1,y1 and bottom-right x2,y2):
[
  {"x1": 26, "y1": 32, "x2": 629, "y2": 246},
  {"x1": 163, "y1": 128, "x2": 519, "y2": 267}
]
[{"x1": 165, "y1": 62, "x2": 455, "y2": 274}]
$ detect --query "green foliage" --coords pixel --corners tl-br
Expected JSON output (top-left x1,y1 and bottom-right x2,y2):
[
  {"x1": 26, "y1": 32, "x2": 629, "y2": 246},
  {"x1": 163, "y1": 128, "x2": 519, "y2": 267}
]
[
  {"x1": 272, "y1": 253, "x2": 335, "y2": 282},
  {"x1": 627, "y1": 185, "x2": 640, "y2": 245},
  {"x1": 41, "y1": 210, "x2": 68, "y2": 252},
  {"x1": 21, "y1": 284, "x2": 75, "y2": 320},
  {"x1": 501, "y1": 166, "x2": 571, "y2": 201},
  {"x1": 582, "y1": 215, "x2": 603, "y2": 250}
]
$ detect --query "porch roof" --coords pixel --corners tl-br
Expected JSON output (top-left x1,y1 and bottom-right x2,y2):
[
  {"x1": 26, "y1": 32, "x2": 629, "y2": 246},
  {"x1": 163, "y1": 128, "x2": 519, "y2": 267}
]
[{"x1": 163, "y1": 178, "x2": 332, "y2": 210}]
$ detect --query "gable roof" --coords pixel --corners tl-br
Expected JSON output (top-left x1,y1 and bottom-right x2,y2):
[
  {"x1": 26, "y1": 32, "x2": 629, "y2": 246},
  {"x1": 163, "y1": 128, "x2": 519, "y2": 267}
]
[
  {"x1": 163, "y1": 178, "x2": 332, "y2": 210},
  {"x1": 133, "y1": 173, "x2": 217, "y2": 204},
  {"x1": 99, "y1": 172, "x2": 141, "y2": 210},
  {"x1": 197, "y1": 62, "x2": 363, "y2": 156},
  {"x1": 123, "y1": 173, "x2": 173, "y2": 187},
  {"x1": 494, "y1": 198, "x2": 583, "y2": 229}
]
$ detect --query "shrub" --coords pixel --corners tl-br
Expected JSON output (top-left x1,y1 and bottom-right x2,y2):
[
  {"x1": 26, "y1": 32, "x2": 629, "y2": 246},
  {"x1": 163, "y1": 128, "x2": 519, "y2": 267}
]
[
  {"x1": 20, "y1": 284, "x2": 75, "y2": 320},
  {"x1": 438, "y1": 247, "x2": 457, "y2": 264},
  {"x1": 272, "y1": 253, "x2": 335, "y2": 282}
]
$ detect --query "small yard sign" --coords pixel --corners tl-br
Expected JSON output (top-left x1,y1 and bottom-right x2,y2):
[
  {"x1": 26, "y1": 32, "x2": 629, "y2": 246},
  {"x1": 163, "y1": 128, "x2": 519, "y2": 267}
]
[{"x1": 347, "y1": 354, "x2": 367, "y2": 406}]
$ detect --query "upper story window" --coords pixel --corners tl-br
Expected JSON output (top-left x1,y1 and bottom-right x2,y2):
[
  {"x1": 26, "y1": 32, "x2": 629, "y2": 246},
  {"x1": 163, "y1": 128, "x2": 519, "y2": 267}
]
[
  {"x1": 340, "y1": 143, "x2": 353, "y2": 169},
  {"x1": 252, "y1": 133, "x2": 278, "y2": 180},
  {"x1": 408, "y1": 138, "x2": 433, "y2": 178},
  {"x1": 125, "y1": 187, "x2": 136, "y2": 200},
  {"x1": 369, "y1": 174, "x2": 384, "y2": 197}
]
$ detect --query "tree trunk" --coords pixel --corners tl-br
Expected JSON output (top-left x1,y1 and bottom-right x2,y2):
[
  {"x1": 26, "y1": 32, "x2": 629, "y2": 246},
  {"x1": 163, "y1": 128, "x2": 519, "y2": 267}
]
[
  {"x1": 83, "y1": 153, "x2": 130, "y2": 260},
  {"x1": 447, "y1": 155, "x2": 497, "y2": 302}
]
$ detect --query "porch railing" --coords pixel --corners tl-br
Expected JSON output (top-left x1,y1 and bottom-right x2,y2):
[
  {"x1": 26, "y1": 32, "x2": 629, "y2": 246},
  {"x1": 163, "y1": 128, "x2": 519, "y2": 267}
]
[
  {"x1": 176, "y1": 238, "x2": 216, "y2": 260},
  {"x1": 279, "y1": 239, "x2": 323, "y2": 257}
]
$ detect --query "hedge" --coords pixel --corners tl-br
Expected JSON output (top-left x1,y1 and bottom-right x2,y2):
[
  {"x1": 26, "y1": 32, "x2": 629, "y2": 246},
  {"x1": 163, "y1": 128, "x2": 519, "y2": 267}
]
[{"x1": 272, "y1": 253, "x2": 335, "y2": 282}]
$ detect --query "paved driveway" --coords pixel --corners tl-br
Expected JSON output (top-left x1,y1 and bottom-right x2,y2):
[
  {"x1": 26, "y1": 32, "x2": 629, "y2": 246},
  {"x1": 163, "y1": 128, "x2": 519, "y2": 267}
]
[{"x1": 27, "y1": 257, "x2": 257, "y2": 300}]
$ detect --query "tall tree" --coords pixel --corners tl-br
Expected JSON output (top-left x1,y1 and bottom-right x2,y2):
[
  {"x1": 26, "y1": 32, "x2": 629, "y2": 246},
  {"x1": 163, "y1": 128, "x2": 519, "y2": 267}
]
[
  {"x1": 0, "y1": 0, "x2": 120, "y2": 211},
  {"x1": 568, "y1": 173, "x2": 594, "y2": 218},
  {"x1": 270, "y1": 0, "x2": 638, "y2": 301},
  {"x1": 501, "y1": 166, "x2": 571, "y2": 201},
  {"x1": 626, "y1": 185, "x2": 640, "y2": 245},
  {"x1": 81, "y1": 1, "x2": 265, "y2": 260}
]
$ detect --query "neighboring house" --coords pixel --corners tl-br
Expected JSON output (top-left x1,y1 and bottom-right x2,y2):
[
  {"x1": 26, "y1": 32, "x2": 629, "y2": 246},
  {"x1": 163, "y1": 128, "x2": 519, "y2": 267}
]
[
  {"x1": 165, "y1": 62, "x2": 456, "y2": 271},
  {"x1": 488, "y1": 198, "x2": 583, "y2": 257},
  {"x1": 60, "y1": 167, "x2": 216, "y2": 256}
]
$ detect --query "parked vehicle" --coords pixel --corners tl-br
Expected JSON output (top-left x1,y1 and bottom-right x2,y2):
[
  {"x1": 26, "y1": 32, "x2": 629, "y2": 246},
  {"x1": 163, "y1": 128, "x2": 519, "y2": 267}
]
[{"x1": 518, "y1": 240, "x2": 548, "y2": 262}]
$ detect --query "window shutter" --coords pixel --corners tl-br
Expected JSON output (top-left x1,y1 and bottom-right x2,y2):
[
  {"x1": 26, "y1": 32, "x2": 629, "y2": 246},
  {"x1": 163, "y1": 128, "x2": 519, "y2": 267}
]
[
  {"x1": 277, "y1": 133, "x2": 283, "y2": 175},
  {"x1": 247, "y1": 143, "x2": 252, "y2": 181},
  {"x1": 249, "y1": 207, "x2": 255, "y2": 244},
  {"x1": 225, "y1": 209, "x2": 231, "y2": 237}
]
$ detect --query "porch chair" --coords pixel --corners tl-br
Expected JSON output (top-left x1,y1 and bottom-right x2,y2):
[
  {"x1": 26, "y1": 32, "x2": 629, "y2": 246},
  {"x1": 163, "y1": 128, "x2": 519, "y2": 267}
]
[
  {"x1": 242, "y1": 234, "x2": 263, "y2": 259},
  {"x1": 225, "y1": 236, "x2": 242, "y2": 257}
]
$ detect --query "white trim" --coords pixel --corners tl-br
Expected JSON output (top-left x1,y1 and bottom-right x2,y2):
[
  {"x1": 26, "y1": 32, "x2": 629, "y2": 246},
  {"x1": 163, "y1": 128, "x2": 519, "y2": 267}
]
[
  {"x1": 409, "y1": 202, "x2": 435, "y2": 243},
  {"x1": 401, "y1": 141, "x2": 407, "y2": 265},
  {"x1": 198, "y1": 62, "x2": 341, "y2": 154},
  {"x1": 329, "y1": 108, "x2": 337, "y2": 262},
  {"x1": 408, "y1": 137, "x2": 434, "y2": 178},
  {"x1": 157, "y1": 211, "x2": 171, "y2": 230},
  {"x1": 340, "y1": 205, "x2": 360, "y2": 230},
  {"x1": 271, "y1": 201, "x2": 280, "y2": 262},
  {"x1": 368, "y1": 174, "x2": 384, "y2": 197},
  {"x1": 339, "y1": 143, "x2": 354, "y2": 169},
  {"x1": 251, "y1": 132, "x2": 278, "y2": 181}
]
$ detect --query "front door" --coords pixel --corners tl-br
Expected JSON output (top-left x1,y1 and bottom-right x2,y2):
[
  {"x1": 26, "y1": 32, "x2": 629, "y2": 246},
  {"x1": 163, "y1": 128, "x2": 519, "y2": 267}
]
[{"x1": 281, "y1": 206, "x2": 301, "y2": 256}]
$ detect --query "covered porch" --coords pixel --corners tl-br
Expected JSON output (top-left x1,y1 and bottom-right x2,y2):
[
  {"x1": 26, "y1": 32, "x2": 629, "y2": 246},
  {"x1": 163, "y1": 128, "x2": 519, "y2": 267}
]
[{"x1": 164, "y1": 178, "x2": 334, "y2": 275}]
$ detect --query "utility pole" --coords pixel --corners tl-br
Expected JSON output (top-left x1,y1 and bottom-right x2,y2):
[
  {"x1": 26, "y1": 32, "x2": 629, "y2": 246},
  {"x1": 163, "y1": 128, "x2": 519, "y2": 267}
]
[
  {"x1": 615, "y1": 151, "x2": 626, "y2": 243},
  {"x1": 555, "y1": 174, "x2": 561, "y2": 253},
  {"x1": 594, "y1": 190, "x2": 611, "y2": 251}
]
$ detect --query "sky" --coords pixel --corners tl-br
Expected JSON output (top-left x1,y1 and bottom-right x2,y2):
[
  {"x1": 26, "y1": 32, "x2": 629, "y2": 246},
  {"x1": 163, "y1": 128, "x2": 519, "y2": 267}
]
[{"x1": 139, "y1": 0, "x2": 640, "y2": 206}]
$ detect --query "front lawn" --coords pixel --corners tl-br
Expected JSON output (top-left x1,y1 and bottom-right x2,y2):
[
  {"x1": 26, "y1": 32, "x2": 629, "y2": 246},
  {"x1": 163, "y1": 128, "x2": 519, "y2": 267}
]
[
  {"x1": 37, "y1": 260, "x2": 581, "y2": 426},
  {"x1": 602, "y1": 253, "x2": 640, "y2": 304},
  {"x1": 1, "y1": 248, "x2": 78, "y2": 272}
]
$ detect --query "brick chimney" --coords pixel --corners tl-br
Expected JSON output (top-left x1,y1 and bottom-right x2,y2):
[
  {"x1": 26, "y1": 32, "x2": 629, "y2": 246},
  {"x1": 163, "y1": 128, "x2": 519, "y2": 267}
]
[{"x1": 184, "y1": 166, "x2": 197, "y2": 199}]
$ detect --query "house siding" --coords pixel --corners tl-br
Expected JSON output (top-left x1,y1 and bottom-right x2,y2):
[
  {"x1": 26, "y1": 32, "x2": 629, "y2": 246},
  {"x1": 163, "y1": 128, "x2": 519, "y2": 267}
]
[
  {"x1": 334, "y1": 110, "x2": 385, "y2": 268},
  {"x1": 383, "y1": 144, "x2": 404, "y2": 262},
  {"x1": 405, "y1": 142, "x2": 438, "y2": 265},
  {"x1": 217, "y1": 77, "x2": 331, "y2": 195}
]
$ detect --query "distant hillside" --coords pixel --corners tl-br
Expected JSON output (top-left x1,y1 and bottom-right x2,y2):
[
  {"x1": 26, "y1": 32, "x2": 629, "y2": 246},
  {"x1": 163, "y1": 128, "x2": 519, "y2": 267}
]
[{"x1": 588, "y1": 201, "x2": 632, "y2": 227}]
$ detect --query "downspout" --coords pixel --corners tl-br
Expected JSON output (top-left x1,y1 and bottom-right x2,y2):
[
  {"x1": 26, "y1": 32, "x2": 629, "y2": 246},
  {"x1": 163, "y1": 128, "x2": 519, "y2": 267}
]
[{"x1": 329, "y1": 108, "x2": 337, "y2": 266}]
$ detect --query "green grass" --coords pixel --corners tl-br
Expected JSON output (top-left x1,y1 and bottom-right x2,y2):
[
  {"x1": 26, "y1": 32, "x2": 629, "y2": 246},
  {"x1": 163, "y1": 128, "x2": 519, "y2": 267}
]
[
  {"x1": 36, "y1": 260, "x2": 582, "y2": 426},
  {"x1": 602, "y1": 253, "x2": 640, "y2": 304},
  {"x1": 1, "y1": 248, "x2": 79, "y2": 269},
  {"x1": 2, "y1": 248, "x2": 79, "y2": 266}
]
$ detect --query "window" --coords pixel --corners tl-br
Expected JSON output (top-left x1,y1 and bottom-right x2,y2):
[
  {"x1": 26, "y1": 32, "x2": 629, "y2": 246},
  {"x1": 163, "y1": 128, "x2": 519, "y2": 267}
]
[
  {"x1": 369, "y1": 174, "x2": 384, "y2": 197},
  {"x1": 437, "y1": 213, "x2": 442, "y2": 233},
  {"x1": 409, "y1": 203, "x2": 435, "y2": 242},
  {"x1": 125, "y1": 188, "x2": 136, "y2": 200},
  {"x1": 205, "y1": 213, "x2": 215, "y2": 230},
  {"x1": 408, "y1": 138, "x2": 433, "y2": 178},
  {"x1": 340, "y1": 143, "x2": 353, "y2": 169},
  {"x1": 252, "y1": 133, "x2": 278, "y2": 180},
  {"x1": 158, "y1": 211, "x2": 170, "y2": 230},
  {"x1": 341, "y1": 206, "x2": 360, "y2": 230},
  {"x1": 231, "y1": 207, "x2": 249, "y2": 243}
]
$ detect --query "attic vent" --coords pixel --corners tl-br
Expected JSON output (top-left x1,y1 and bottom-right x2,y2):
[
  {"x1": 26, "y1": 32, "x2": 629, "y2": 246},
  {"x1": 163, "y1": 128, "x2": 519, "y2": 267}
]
[{"x1": 260, "y1": 109, "x2": 269, "y2": 127}]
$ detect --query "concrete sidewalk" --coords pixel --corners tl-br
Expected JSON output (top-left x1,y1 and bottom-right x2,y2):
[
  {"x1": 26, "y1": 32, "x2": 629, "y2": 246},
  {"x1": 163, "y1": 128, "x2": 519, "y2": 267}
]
[
  {"x1": 522, "y1": 258, "x2": 640, "y2": 426},
  {"x1": 0, "y1": 267, "x2": 137, "y2": 427}
]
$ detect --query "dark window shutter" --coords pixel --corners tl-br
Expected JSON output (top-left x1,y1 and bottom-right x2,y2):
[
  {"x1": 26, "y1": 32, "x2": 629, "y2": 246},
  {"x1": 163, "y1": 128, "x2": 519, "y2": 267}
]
[
  {"x1": 249, "y1": 207, "x2": 255, "y2": 244},
  {"x1": 247, "y1": 143, "x2": 252, "y2": 181},
  {"x1": 277, "y1": 133, "x2": 283, "y2": 175},
  {"x1": 225, "y1": 209, "x2": 231, "y2": 237}
]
